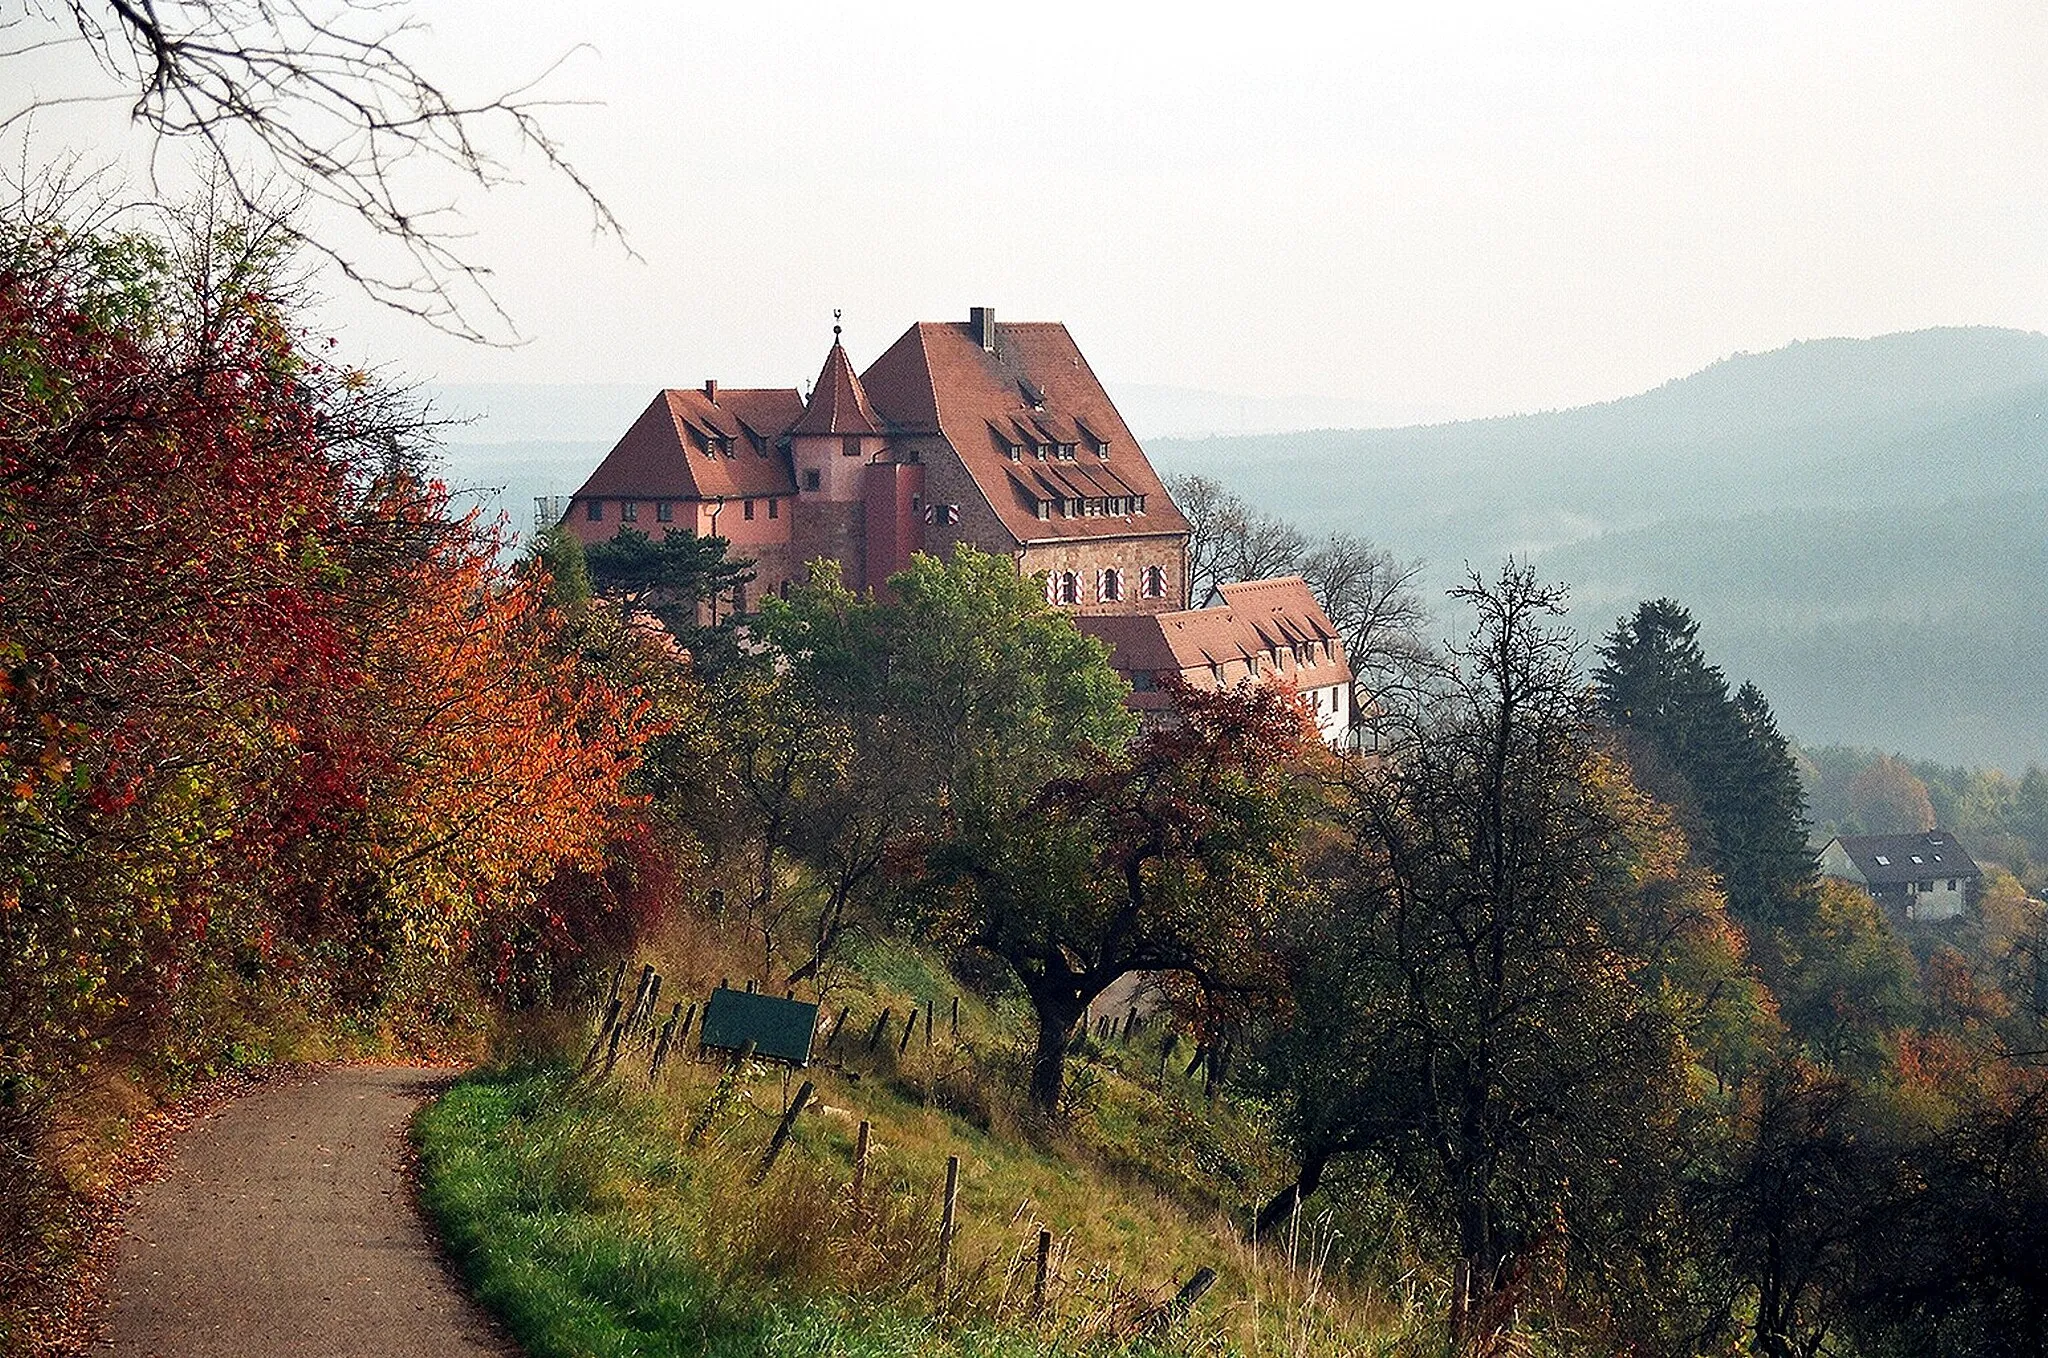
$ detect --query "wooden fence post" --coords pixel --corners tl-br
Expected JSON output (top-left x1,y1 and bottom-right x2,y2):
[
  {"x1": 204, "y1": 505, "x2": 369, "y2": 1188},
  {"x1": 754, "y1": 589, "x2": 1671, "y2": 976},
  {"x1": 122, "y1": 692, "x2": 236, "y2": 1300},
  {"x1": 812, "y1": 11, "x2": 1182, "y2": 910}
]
[
  {"x1": 851, "y1": 1119, "x2": 871, "y2": 1211},
  {"x1": 898, "y1": 1009, "x2": 917, "y2": 1055},
  {"x1": 1033, "y1": 1227, "x2": 1052, "y2": 1314},
  {"x1": 754, "y1": 1079, "x2": 815, "y2": 1183},
  {"x1": 624, "y1": 964, "x2": 655, "y2": 1032},
  {"x1": 868, "y1": 1008, "x2": 892, "y2": 1051},
  {"x1": 640, "y1": 973, "x2": 662, "y2": 1037},
  {"x1": 950, "y1": 995, "x2": 960, "y2": 1037},
  {"x1": 677, "y1": 1001, "x2": 697, "y2": 1048},
  {"x1": 824, "y1": 1006, "x2": 849, "y2": 1051},
  {"x1": 935, "y1": 1154, "x2": 959, "y2": 1305},
  {"x1": 578, "y1": 996, "x2": 622, "y2": 1077},
  {"x1": 925, "y1": 996, "x2": 935, "y2": 1049},
  {"x1": 1147, "y1": 1267, "x2": 1218, "y2": 1335},
  {"x1": 649, "y1": 1002, "x2": 682, "y2": 1081}
]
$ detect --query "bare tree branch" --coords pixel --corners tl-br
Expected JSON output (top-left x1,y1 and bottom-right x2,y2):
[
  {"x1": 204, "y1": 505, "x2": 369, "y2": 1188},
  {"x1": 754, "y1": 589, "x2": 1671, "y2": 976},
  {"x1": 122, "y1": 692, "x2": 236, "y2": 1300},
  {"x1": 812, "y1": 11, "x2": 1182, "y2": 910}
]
[{"x1": 10, "y1": 0, "x2": 629, "y2": 341}]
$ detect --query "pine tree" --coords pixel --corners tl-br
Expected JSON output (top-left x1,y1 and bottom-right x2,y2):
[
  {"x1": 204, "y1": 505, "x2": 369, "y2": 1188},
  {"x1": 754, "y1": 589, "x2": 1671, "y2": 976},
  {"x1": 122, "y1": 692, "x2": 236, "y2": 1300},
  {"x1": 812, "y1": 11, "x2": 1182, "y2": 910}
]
[{"x1": 1595, "y1": 602, "x2": 1814, "y2": 927}]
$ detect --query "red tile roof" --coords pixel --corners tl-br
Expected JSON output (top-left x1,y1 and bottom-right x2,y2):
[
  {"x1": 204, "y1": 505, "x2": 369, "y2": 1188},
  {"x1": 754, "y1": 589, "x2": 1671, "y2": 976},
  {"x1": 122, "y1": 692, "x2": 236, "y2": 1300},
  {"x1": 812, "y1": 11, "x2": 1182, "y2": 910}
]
[
  {"x1": 859, "y1": 321, "x2": 1190, "y2": 547},
  {"x1": 791, "y1": 342, "x2": 882, "y2": 436},
  {"x1": 572, "y1": 388, "x2": 802, "y2": 502},
  {"x1": 1080, "y1": 576, "x2": 1350, "y2": 695}
]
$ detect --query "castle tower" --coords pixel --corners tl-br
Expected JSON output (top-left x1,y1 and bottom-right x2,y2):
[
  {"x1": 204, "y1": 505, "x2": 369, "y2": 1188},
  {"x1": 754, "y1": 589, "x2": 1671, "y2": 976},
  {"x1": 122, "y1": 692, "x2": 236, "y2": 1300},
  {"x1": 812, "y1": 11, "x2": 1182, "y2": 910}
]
[{"x1": 790, "y1": 319, "x2": 887, "y2": 585}]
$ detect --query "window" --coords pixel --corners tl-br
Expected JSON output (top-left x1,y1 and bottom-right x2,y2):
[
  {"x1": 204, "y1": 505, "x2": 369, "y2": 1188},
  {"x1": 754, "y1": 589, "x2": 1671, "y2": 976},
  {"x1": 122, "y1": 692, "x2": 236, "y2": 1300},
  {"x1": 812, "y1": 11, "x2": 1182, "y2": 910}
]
[
  {"x1": 1910, "y1": 855, "x2": 1924, "y2": 864},
  {"x1": 1141, "y1": 565, "x2": 1165, "y2": 598},
  {"x1": 1059, "y1": 443, "x2": 1076, "y2": 461},
  {"x1": 657, "y1": 501, "x2": 674, "y2": 523},
  {"x1": 743, "y1": 499, "x2": 755, "y2": 521},
  {"x1": 1919, "y1": 880, "x2": 1935, "y2": 892},
  {"x1": 842, "y1": 436, "x2": 862, "y2": 458},
  {"x1": 1132, "y1": 495, "x2": 1146, "y2": 513},
  {"x1": 804, "y1": 469, "x2": 821, "y2": 491},
  {"x1": 1099, "y1": 568, "x2": 1123, "y2": 602},
  {"x1": 1131, "y1": 670, "x2": 1156, "y2": 692},
  {"x1": 1096, "y1": 440, "x2": 1110, "y2": 459},
  {"x1": 768, "y1": 498, "x2": 779, "y2": 519},
  {"x1": 1874, "y1": 855, "x2": 1891, "y2": 866},
  {"x1": 621, "y1": 500, "x2": 638, "y2": 522},
  {"x1": 1036, "y1": 500, "x2": 1051, "y2": 520},
  {"x1": 1210, "y1": 663, "x2": 1224, "y2": 688},
  {"x1": 721, "y1": 438, "x2": 736, "y2": 459},
  {"x1": 1058, "y1": 571, "x2": 1079, "y2": 605},
  {"x1": 586, "y1": 499, "x2": 603, "y2": 522},
  {"x1": 1947, "y1": 879, "x2": 1958, "y2": 890},
  {"x1": 1007, "y1": 445, "x2": 1021, "y2": 462},
  {"x1": 1067, "y1": 498, "x2": 1082, "y2": 516}
]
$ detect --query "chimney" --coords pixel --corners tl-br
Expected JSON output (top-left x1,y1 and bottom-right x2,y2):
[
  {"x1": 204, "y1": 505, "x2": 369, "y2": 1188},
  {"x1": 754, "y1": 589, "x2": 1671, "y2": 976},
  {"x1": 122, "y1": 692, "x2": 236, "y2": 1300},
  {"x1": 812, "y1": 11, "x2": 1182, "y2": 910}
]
[
  {"x1": 969, "y1": 306, "x2": 996, "y2": 352},
  {"x1": 703, "y1": 379, "x2": 718, "y2": 403}
]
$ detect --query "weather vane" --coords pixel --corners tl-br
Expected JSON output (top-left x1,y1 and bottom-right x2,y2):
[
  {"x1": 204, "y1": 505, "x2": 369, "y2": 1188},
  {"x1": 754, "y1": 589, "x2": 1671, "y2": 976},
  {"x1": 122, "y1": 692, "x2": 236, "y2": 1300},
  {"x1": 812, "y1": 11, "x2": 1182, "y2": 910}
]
[{"x1": 832, "y1": 308, "x2": 842, "y2": 339}]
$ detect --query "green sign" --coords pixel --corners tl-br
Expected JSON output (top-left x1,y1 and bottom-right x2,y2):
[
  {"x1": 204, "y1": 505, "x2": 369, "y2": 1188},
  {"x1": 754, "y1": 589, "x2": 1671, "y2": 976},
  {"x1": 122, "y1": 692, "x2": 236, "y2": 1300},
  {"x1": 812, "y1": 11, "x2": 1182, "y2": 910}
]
[{"x1": 699, "y1": 987, "x2": 819, "y2": 1066}]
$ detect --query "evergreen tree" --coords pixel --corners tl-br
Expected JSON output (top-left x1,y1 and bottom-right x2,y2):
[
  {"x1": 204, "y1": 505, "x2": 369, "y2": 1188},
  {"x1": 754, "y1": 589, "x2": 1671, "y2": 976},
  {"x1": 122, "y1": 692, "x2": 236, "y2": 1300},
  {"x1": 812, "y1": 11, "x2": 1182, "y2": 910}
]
[{"x1": 1595, "y1": 600, "x2": 1814, "y2": 927}]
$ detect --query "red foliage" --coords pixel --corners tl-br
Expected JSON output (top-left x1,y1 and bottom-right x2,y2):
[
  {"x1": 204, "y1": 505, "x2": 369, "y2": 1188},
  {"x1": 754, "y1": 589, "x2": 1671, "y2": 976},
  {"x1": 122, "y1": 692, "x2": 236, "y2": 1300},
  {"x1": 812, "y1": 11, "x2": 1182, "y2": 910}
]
[{"x1": 0, "y1": 214, "x2": 656, "y2": 1088}]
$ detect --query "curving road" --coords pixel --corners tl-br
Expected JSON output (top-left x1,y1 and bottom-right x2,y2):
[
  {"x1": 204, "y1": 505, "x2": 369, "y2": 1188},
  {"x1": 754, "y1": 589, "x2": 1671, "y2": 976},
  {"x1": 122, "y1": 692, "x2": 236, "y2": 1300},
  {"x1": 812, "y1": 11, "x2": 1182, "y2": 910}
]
[{"x1": 94, "y1": 1065, "x2": 510, "y2": 1357}]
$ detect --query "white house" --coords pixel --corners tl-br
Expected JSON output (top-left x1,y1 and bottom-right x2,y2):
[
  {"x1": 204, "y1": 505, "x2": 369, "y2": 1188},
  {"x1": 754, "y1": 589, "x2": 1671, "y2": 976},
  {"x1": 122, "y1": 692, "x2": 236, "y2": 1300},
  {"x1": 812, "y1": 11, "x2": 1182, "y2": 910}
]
[{"x1": 1818, "y1": 830, "x2": 1982, "y2": 922}]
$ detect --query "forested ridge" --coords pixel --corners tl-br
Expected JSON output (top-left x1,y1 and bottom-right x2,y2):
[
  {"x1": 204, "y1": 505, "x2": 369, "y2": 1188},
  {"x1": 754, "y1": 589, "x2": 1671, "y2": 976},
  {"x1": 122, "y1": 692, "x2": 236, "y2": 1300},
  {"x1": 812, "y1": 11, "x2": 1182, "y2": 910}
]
[{"x1": 1150, "y1": 327, "x2": 2048, "y2": 771}]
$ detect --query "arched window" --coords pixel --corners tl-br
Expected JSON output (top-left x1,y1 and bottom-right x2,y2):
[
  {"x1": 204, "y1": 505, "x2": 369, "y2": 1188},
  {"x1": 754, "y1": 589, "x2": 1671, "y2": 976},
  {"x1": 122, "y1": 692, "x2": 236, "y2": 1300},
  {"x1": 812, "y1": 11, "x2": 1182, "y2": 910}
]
[
  {"x1": 1099, "y1": 568, "x2": 1123, "y2": 603},
  {"x1": 1141, "y1": 565, "x2": 1166, "y2": 598},
  {"x1": 1058, "y1": 571, "x2": 1080, "y2": 605}
]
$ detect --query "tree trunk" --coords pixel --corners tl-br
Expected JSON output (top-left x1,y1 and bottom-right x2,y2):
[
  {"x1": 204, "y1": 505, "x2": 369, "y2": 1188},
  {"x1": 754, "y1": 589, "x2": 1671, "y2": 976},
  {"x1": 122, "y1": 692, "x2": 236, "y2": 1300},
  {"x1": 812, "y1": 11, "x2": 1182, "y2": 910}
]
[
  {"x1": 1028, "y1": 992, "x2": 1086, "y2": 1111},
  {"x1": 1252, "y1": 1146, "x2": 1329, "y2": 1238}
]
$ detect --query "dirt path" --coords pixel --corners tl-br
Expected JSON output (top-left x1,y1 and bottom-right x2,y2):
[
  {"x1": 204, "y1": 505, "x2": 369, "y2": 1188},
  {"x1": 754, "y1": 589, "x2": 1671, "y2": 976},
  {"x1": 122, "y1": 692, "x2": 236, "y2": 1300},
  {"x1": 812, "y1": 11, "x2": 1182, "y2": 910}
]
[{"x1": 93, "y1": 1064, "x2": 511, "y2": 1357}]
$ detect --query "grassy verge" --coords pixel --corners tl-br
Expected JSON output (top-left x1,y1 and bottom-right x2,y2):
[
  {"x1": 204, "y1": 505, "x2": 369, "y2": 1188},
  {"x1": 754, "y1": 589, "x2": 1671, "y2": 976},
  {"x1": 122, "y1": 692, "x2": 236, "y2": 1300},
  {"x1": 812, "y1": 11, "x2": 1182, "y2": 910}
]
[{"x1": 415, "y1": 1054, "x2": 1436, "y2": 1358}]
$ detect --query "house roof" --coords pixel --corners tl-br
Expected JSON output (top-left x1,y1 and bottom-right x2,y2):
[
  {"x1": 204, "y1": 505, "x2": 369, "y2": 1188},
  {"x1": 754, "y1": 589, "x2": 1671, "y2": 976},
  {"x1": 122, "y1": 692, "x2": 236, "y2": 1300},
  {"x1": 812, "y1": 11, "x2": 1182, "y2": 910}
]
[
  {"x1": 571, "y1": 388, "x2": 802, "y2": 503},
  {"x1": 1828, "y1": 831, "x2": 1982, "y2": 885},
  {"x1": 1079, "y1": 576, "x2": 1351, "y2": 706},
  {"x1": 791, "y1": 341, "x2": 882, "y2": 437},
  {"x1": 859, "y1": 320, "x2": 1190, "y2": 547}
]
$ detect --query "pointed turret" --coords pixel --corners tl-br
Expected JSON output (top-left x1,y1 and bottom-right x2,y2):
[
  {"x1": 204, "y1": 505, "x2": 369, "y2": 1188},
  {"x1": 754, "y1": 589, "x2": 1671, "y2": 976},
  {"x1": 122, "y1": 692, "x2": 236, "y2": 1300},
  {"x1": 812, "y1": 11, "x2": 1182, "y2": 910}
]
[
  {"x1": 793, "y1": 330, "x2": 882, "y2": 437},
  {"x1": 790, "y1": 317, "x2": 886, "y2": 505}
]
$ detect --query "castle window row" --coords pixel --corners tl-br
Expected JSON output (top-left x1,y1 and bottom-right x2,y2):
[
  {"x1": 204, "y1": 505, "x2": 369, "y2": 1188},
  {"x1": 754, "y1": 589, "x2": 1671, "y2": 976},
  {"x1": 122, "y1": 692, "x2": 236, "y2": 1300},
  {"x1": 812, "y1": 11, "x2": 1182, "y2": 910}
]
[
  {"x1": 1045, "y1": 564, "x2": 1168, "y2": 606},
  {"x1": 582, "y1": 497, "x2": 781, "y2": 526},
  {"x1": 1033, "y1": 493, "x2": 1146, "y2": 520}
]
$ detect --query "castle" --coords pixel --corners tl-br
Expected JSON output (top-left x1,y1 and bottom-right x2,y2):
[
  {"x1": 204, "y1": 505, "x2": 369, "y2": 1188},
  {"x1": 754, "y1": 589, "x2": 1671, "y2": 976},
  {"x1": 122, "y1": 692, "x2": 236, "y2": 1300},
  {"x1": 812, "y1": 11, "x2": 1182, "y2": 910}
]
[
  {"x1": 560, "y1": 308, "x2": 1355, "y2": 744},
  {"x1": 559, "y1": 308, "x2": 1191, "y2": 616}
]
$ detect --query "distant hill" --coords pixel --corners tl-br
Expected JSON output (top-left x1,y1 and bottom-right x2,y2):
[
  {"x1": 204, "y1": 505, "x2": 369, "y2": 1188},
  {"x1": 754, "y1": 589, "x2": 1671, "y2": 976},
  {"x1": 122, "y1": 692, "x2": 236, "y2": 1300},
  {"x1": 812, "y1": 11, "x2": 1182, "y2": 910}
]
[{"x1": 1147, "y1": 328, "x2": 2048, "y2": 771}]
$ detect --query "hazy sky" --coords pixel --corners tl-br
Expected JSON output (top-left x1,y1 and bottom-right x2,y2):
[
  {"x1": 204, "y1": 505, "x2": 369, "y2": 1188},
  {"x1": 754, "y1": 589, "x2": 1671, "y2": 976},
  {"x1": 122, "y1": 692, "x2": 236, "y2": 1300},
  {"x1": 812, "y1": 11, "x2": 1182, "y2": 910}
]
[{"x1": 14, "y1": 0, "x2": 2047, "y2": 420}]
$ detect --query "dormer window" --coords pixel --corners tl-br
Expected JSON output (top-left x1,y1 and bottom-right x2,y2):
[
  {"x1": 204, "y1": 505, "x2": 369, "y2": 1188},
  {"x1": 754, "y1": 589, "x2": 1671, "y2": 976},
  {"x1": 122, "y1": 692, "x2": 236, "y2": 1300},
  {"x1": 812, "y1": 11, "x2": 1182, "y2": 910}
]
[
  {"x1": 1058, "y1": 443, "x2": 1077, "y2": 461},
  {"x1": 1007, "y1": 444, "x2": 1021, "y2": 462},
  {"x1": 1096, "y1": 440, "x2": 1110, "y2": 459},
  {"x1": 1036, "y1": 499, "x2": 1051, "y2": 520},
  {"x1": 1132, "y1": 494, "x2": 1146, "y2": 514}
]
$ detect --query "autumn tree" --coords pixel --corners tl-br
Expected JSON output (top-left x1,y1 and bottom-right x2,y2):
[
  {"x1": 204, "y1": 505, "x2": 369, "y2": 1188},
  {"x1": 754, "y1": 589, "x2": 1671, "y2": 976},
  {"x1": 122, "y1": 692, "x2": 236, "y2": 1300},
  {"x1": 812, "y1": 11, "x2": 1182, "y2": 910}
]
[
  {"x1": 946, "y1": 678, "x2": 1330, "y2": 1110},
  {"x1": 1846, "y1": 754, "x2": 1938, "y2": 835},
  {"x1": 1257, "y1": 564, "x2": 1699, "y2": 1343},
  {"x1": 0, "y1": 191, "x2": 647, "y2": 1150}
]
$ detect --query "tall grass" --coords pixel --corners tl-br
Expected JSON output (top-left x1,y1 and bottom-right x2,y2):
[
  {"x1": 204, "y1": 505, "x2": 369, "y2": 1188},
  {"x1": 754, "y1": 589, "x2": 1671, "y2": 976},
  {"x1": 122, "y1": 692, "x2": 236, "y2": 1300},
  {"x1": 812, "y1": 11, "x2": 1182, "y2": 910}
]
[{"x1": 416, "y1": 1053, "x2": 1444, "y2": 1358}]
